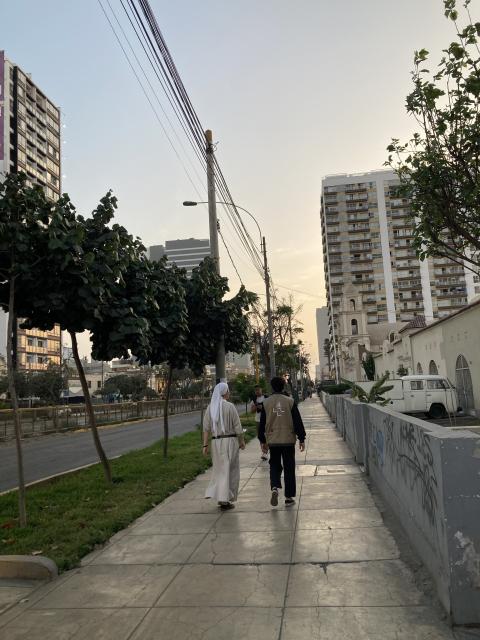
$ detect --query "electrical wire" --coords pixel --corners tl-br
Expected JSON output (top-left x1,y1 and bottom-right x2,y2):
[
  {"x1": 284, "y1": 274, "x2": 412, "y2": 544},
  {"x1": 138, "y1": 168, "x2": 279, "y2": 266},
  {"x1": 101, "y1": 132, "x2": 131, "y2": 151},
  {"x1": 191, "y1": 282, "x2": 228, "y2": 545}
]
[
  {"x1": 97, "y1": 0, "x2": 205, "y2": 200},
  {"x1": 99, "y1": 0, "x2": 269, "y2": 285},
  {"x1": 218, "y1": 228, "x2": 244, "y2": 286}
]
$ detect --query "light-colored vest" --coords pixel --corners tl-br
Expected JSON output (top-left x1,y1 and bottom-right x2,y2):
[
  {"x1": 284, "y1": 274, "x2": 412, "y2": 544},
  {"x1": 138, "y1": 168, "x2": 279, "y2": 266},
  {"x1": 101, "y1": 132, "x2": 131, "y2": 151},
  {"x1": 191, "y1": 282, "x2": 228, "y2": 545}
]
[{"x1": 263, "y1": 394, "x2": 295, "y2": 445}]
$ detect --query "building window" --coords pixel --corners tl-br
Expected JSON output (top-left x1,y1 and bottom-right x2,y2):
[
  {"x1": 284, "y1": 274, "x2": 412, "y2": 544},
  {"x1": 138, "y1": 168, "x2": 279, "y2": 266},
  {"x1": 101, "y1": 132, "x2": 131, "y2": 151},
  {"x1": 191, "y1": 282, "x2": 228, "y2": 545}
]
[
  {"x1": 87, "y1": 380, "x2": 92, "y2": 388},
  {"x1": 416, "y1": 362, "x2": 423, "y2": 374},
  {"x1": 455, "y1": 354, "x2": 474, "y2": 412},
  {"x1": 97, "y1": 380, "x2": 102, "y2": 389},
  {"x1": 429, "y1": 360, "x2": 438, "y2": 375},
  {"x1": 351, "y1": 319, "x2": 358, "y2": 336},
  {"x1": 350, "y1": 299, "x2": 356, "y2": 311}
]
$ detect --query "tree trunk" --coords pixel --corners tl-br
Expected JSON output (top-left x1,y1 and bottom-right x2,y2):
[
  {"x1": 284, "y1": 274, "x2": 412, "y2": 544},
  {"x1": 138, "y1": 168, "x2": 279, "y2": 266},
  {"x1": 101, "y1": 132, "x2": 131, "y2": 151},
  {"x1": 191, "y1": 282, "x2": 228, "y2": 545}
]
[
  {"x1": 199, "y1": 369, "x2": 207, "y2": 443},
  {"x1": 70, "y1": 331, "x2": 112, "y2": 483},
  {"x1": 7, "y1": 279, "x2": 27, "y2": 527},
  {"x1": 163, "y1": 364, "x2": 173, "y2": 458}
]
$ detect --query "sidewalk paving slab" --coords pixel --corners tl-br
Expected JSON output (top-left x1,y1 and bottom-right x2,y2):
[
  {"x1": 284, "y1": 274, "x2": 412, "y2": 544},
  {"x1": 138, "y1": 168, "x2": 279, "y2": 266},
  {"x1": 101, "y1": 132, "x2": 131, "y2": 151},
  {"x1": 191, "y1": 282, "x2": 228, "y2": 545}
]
[{"x1": 0, "y1": 398, "x2": 457, "y2": 640}]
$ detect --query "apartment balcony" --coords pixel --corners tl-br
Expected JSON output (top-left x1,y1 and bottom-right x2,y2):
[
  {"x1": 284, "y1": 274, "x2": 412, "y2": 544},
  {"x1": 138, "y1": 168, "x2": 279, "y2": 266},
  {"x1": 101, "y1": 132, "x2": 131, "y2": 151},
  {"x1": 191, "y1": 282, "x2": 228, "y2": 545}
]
[
  {"x1": 348, "y1": 228, "x2": 370, "y2": 236},
  {"x1": 347, "y1": 202, "x2": 368, "y2": 213},
  {"x1": 351, "y1": 265, "x2": 373, "y2": 273},
  {"x1": 435, "y1": 290, "x2": 467, "y2": 299},
  {"x1": 437, "y1": 297, "x2": 468, "y2": 308},
  {"x1": 398, "y1": 281, "x2": 422, "y2": 289},
  {"x1": 349, "y1": 245, "x2": 372, "y2": 252},
  {"x1": 354, "y1": 276, "x2": 374, "y2": 283},
  {"x1": 345, "y1": 185, "x2": 367, "y2": 193},
  {"x1": 347, "y1": 213, "x2": 369, "y2": 221},
  {"x1": 345, "y1": 193, "x2": 368, "y2": 202},
  {"x1": 434, "y1": 268, "x2": 465, "y2": 276}
]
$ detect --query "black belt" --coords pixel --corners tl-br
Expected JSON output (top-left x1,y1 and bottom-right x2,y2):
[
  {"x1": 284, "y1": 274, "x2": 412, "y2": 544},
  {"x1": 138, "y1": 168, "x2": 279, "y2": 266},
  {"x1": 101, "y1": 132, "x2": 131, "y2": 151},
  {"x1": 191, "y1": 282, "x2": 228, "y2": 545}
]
[{"x1": 211, "y1": 434, "x2": 238, "y2": 439}]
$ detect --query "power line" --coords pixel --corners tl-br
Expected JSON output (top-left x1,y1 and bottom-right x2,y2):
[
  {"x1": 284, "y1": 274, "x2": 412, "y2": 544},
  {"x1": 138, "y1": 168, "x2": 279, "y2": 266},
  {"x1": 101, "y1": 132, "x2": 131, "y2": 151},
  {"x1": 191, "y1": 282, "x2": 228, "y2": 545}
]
[
  {"x1": 99, "y1": 0, "x2": 267, "y2": 283},
  {"x1": 218, "y1": 228, "x2": 244, "y2": 286},
  {"x1": 97, "y1": 0, "x2": 205, "y2": 200}
]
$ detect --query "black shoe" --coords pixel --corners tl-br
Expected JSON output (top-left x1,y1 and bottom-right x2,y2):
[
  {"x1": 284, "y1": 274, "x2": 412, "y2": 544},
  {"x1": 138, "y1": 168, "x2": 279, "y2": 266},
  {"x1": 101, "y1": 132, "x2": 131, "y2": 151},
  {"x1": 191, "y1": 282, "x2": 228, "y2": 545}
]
[
  {"x1": 270, "y1": 488, "x2": 279, "y2": 507},
  {"x1": 285, "y1": 498, "x2": 296, "y2": 506},
  {"x1": 219, "y1": 502, "x2": 235, "y2": 511}
]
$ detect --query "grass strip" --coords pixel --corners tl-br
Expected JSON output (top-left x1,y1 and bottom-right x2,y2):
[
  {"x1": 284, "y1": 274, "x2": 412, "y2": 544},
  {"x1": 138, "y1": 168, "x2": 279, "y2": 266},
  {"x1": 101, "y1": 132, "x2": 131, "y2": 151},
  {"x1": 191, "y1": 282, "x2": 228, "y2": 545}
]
[{"x1": 0, "y1": 415, "x2": 258, "y2": 571}]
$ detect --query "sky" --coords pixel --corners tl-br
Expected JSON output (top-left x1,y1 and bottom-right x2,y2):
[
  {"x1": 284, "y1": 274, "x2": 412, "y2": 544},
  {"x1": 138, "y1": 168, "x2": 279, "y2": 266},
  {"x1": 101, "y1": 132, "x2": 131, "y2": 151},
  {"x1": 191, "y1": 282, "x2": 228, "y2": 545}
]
[{"x1": 0, "y1": 0, "x2": 460, "y2": 372}]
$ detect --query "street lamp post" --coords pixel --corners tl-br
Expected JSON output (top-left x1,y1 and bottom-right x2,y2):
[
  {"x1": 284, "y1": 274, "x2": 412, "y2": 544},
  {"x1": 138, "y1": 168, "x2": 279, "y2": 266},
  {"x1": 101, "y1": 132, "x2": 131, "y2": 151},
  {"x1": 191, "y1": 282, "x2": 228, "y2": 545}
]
[{"x1": 183, "y1": 199, "x2": 276, "y2": 380}]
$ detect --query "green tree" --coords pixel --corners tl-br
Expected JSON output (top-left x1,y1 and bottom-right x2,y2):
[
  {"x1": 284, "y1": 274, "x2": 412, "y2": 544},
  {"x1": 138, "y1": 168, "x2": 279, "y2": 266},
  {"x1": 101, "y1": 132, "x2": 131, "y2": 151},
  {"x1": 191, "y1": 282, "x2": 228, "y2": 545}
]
[
  {"x1": 397, "y1": 365, "x2": 409, "y2": 377},
  {"x1": 387, "y1": 0, "x2": 480, "y2": 272},
  {"x1": 362, "y1": 353, "x2": 376, "y2": 381},
  {"x1": 29, "y1": 364, "x2": 67, "y2": 405},
  {"x1": 229, "y1": 373, "x2": 266, "y2": 413},
  {"x1": 0, "y1": 174, "x2": 52, "y2": 526},
  {"x1": 101, "y1": 374, "x2": 149, "y2": 401},
  {"x1": 18, "y1": 191, "x2": 145, "y2": 484}
]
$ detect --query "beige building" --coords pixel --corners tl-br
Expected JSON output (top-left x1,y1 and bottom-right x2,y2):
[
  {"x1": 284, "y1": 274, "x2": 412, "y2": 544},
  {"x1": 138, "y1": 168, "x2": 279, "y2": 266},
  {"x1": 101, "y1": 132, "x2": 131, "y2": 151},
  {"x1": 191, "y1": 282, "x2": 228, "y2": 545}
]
[
  {"x1": 320, "y1": 169, "x2": 477, "y2": 380},
  {"x1": 0, "y1": 51, "x2": 62, "y2": 371},
  {"x1": 373, "y1": 299, "x2": 480, "y2": 415}
]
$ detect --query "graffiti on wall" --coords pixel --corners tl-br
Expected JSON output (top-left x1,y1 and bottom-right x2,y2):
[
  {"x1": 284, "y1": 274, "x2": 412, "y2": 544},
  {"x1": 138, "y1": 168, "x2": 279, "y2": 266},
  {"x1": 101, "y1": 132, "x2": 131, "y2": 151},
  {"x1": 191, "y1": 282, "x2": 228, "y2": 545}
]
[{"x1": 371, "y1": 414, "x2": 438, "y2": 527}]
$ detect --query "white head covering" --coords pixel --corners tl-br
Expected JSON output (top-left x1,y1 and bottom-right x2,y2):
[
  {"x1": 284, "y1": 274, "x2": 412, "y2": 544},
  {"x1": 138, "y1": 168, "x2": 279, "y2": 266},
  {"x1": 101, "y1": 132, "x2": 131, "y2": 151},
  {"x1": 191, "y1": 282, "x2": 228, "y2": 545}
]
[{"x1": 209, "y1": 382, "x2": 229, "y2": 436}]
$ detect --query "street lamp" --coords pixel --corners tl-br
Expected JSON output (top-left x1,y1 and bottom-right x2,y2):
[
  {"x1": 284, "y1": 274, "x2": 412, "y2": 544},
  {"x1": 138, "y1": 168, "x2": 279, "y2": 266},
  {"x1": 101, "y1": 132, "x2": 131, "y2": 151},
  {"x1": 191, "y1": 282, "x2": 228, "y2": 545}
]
[{"x1": 183, "y1": 200, "x2": 276, "y2": 380}]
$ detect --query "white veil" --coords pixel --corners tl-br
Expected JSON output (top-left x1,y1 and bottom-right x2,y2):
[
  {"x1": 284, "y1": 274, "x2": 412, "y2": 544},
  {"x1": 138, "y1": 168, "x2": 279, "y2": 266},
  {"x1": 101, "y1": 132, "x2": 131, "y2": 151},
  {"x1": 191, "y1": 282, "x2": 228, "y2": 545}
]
[{"x1": 209, "y1": 382, "x2": 229, "y2": 436}]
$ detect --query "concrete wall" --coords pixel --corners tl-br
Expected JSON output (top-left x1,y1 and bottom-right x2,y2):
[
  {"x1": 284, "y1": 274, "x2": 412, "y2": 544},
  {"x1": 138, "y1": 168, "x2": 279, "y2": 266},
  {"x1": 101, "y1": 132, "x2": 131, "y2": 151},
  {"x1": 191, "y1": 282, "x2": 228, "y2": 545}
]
[{"x1": 321, "y1": 393, "x2": 480, "y2": 625}]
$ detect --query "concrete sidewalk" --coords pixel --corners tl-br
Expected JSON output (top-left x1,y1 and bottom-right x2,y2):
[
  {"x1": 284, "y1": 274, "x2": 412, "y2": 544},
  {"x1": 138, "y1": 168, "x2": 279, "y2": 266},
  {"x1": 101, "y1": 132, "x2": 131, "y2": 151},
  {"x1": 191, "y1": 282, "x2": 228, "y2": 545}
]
[{"x1": 0, "y1": 399, "x2": 455, "y2": 639}]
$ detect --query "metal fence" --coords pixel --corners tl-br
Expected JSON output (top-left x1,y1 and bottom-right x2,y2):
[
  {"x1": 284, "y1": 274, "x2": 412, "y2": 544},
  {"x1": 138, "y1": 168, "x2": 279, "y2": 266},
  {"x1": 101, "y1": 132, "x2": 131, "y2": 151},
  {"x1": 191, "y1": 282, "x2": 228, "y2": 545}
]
[{"x1": 0, "y1": 398, "x2": 206, "y2": 441}]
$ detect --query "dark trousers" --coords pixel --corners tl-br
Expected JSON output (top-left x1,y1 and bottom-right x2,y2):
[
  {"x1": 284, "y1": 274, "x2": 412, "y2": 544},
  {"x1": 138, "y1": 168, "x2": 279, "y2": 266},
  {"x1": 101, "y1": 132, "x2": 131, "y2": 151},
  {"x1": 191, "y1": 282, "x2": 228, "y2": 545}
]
[{"x1": 269, "y1": 445, "x2": 296, "y2": 498}]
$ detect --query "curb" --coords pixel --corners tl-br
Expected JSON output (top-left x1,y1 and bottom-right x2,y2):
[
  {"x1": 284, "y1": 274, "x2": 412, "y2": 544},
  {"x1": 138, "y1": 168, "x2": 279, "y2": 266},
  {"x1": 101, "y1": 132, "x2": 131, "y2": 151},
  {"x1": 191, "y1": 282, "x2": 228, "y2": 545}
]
[{"x1": 0, "y1": 555, "x2": 58, "y2": 581}]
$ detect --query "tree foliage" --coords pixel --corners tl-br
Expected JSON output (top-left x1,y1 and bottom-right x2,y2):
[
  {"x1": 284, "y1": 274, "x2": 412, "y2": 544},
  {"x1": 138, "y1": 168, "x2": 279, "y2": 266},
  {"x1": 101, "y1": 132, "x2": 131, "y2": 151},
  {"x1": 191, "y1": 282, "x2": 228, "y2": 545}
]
[
  {"x1": 342, "y1": 374, "x2": 394, "y2": 406},
  {"x1": 387, "y1": 0, "x2": 480, "y2": 272},
  {"x1": 101, "y1": 374, "x2": 152, "y2": 401}
]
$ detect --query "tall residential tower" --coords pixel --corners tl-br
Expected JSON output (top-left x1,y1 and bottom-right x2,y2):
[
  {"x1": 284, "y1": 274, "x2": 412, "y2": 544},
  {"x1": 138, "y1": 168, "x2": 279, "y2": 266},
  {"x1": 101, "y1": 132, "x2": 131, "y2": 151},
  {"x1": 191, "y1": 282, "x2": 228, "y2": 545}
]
[
  {"x1": 0, "y1": 51, "x2": 62, "y2": 370},
  {"x1": 320, "y1": 170, "x2": 477, "y2": 368}
]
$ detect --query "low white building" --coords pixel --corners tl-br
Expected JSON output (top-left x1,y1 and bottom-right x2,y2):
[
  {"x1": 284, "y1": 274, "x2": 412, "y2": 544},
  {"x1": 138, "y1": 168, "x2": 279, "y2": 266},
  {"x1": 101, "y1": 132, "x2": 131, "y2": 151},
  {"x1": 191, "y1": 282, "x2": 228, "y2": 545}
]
[{"x1": 374, "y1": 298, "x2": 480, "y2": 415}]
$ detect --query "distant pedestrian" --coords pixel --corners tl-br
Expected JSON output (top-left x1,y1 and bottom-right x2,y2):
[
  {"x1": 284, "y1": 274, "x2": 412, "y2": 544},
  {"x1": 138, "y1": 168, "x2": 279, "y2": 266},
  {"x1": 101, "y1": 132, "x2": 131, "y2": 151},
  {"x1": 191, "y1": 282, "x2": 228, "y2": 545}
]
[
  {"x1": 203, "y1": 382, "x2": 245, "y2": 510},
  {"x1": 258, "y1": 376, "x2": 306, "y2": 507},
  {"x1": 250, "y1": 385, "x2": 268, "y2": 461}
]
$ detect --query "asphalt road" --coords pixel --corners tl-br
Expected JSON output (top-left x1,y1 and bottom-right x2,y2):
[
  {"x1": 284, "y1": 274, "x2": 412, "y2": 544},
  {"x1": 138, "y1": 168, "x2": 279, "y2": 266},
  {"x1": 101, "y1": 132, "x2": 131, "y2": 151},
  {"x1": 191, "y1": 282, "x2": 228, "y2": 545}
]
[{"x1": 0, "y1": 410, "x2": 217, "y2": 493}]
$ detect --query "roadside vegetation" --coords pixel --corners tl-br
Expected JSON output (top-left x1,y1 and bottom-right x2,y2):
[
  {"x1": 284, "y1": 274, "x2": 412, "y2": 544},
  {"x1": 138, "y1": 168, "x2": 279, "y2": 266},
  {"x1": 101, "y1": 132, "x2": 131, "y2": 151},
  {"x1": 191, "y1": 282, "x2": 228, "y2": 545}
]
[{"x1": 0, "y1": 415, "x2": 257, "y2": 571}]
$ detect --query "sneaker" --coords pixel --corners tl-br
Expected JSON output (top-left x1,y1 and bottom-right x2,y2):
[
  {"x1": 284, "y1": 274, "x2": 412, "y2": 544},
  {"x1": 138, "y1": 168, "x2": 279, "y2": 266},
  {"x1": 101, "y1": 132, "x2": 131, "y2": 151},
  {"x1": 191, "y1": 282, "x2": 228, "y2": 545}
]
[
  {"x1": 285, "y1": 498, "x2": 296, "y2": 506},
  {"x1": 270, "y1": 488, "x2": 279, "y2": 507}
]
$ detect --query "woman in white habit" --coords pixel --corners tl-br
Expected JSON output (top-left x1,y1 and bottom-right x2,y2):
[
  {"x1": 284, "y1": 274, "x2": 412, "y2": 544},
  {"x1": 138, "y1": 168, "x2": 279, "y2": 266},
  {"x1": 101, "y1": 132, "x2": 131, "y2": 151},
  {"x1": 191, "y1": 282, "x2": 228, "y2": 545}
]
[{"x1": 203, "y1": 382, "x2": 245, "y2": 510}]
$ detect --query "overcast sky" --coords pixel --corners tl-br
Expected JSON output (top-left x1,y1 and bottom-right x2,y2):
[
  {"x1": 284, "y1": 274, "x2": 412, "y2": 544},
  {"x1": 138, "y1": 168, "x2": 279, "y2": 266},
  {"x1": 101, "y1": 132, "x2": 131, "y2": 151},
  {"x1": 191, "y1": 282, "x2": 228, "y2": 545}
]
[{"x1": 1, "y1": 0, "x2": 459, "y2": 370}]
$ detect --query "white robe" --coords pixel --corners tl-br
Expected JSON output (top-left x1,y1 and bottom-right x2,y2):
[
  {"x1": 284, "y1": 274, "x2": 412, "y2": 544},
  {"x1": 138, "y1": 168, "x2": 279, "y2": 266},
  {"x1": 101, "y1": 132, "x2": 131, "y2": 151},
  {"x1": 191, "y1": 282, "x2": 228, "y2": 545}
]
[{"x1": 203, "y1": 400, "x2": 243, "y2": 503}]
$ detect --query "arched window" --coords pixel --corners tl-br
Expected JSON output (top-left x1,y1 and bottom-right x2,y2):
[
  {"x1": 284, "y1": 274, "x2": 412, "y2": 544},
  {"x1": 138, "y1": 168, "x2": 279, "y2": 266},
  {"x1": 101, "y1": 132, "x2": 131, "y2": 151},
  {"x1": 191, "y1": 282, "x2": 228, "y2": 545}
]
[
  {"x1": 429, "y1": 360, "x2": 438, "y2": 375},
  {"x1": 351, "y1": 319, "x2": 358, "y2": 336},
  {"x1": 456, "y1": 354, "x2": 474, "y2": 413},
  {"x1": 350, "y1": 299, "x2": 356, "y2": 311},
  {"x1": 416, "y1": 362, "x2": 423, "y2": 374}
]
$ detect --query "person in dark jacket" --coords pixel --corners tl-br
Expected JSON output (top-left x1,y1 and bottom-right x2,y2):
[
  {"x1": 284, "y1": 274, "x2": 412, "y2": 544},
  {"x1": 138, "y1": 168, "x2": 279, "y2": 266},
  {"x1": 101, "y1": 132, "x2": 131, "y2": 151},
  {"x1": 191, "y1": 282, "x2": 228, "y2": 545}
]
[{"x1": 258, "y1": 376, "x2": 306, "y2": 507}]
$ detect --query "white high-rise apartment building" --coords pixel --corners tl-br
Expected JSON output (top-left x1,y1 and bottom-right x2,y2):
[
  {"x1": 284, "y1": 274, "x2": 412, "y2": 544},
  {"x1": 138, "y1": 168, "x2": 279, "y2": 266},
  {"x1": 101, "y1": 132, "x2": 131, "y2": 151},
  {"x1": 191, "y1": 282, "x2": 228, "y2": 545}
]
[{"x1": 320, "y1": 170, "x2": 477, "y2": 344}]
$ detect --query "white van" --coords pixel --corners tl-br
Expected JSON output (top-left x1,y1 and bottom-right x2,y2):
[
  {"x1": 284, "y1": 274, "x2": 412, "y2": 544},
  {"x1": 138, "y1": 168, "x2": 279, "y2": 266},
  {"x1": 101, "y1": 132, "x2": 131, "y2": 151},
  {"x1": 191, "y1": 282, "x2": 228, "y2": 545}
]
[{"x1": 357, "y1": 375, "x2": 461, "y2": 419}]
